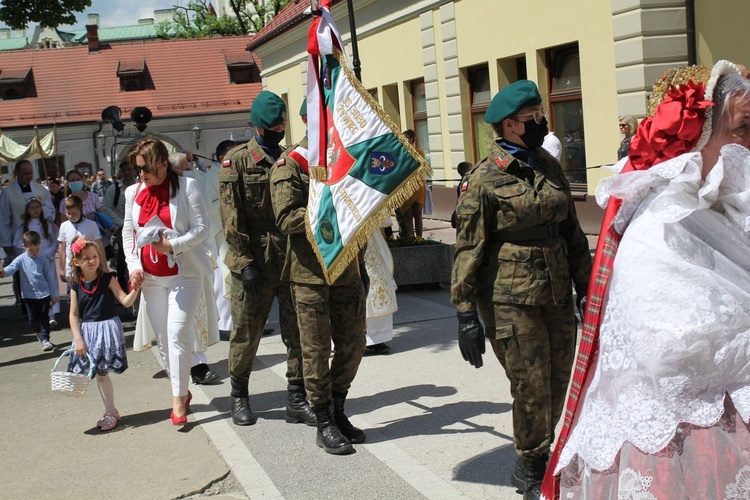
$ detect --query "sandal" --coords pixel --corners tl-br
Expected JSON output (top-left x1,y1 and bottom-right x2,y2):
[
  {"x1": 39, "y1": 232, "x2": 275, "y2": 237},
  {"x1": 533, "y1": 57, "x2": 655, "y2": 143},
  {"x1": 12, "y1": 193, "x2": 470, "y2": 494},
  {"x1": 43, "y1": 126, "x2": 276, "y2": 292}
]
[{"x1": 97, "y1": 410, "x2": 119, "y2": 432}]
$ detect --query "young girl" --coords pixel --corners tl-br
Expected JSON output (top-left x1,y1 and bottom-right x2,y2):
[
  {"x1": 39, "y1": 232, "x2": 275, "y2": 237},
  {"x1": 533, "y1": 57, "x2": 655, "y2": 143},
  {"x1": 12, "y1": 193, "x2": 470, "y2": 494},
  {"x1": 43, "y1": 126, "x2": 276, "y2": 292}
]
[
  {"x1": 57, "y1": 195, "x2": 108, "y2": 283},
  {"x1": 67, "y1": 237, "x2": 139, "y2": 431},
  {"x1": 14, "y1": 198, "x2": 60, "y2": 327}
]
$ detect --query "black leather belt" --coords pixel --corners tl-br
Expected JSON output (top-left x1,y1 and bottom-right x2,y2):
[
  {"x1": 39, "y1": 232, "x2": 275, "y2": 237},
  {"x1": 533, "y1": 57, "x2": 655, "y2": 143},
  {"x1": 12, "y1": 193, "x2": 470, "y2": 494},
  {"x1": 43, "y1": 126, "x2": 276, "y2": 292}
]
[{"x1": 494, "y1": 224, "x2": 560, "y2": 242}]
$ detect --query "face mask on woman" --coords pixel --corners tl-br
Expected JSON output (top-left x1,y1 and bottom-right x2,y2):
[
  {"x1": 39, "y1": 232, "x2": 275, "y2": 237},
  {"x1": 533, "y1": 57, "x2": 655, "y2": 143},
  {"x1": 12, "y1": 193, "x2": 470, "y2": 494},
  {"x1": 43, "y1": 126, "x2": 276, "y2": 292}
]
[
  {"x1": 519, "y1": 117, "x2": 549, "y2": 150},
  {"x1": 69, "y1": 181, "x2": 84, "y2": 192}
]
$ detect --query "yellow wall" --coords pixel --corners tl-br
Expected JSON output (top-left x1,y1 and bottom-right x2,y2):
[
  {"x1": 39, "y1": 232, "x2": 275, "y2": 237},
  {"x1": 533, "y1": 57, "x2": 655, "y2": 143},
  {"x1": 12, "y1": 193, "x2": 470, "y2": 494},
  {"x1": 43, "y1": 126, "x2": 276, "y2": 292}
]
[
  {"x1": 453, "y1": 0, "x2": 619, "y2": 192},
  {"x1": 259, "y1": 0, "x2": 620, "y2": 194},
  {"x1": 696, "y1": 0, "x2": 750, "y2": 68}
]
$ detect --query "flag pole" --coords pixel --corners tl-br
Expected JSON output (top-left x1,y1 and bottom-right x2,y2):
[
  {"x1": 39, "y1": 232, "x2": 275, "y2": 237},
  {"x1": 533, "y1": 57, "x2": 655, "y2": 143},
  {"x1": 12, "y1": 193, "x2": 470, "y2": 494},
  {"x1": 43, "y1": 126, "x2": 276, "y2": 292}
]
[{"x1": 345, "y1": 0, "x2": 362, "y2": 82}]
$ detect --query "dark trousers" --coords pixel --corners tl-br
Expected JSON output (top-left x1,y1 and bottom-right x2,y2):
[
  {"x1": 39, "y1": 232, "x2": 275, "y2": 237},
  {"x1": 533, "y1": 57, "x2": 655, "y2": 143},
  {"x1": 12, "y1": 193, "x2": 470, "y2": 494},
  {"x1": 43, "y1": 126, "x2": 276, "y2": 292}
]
[
  {"x1": 115, "y1": 230, "x2": 129, "y2": 292},
  {"x1": 25, "y1": 297, "x2": 51, "y2": 342}
]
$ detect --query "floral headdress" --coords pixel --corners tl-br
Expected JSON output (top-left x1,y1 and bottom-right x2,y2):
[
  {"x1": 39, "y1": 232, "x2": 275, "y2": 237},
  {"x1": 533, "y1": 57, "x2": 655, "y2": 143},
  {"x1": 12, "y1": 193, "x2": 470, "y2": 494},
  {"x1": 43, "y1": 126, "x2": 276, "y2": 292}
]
[
  {"x1": 70, "y1": 237, "x2": 87, "y2": 255},
  {"x1": 24, "y1": 196, "x2": 42, "y2": 208},
  {"x1": 628, "y1": 60, "x2": 741, "y2": 171}
]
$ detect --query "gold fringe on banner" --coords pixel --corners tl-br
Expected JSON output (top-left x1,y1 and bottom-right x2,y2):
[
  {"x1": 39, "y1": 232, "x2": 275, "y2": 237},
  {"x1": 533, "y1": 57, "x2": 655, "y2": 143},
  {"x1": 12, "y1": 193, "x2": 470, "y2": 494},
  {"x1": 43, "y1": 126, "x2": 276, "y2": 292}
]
[{"x1": 305, "y1": 49, "x2": 433, "y2": 284}]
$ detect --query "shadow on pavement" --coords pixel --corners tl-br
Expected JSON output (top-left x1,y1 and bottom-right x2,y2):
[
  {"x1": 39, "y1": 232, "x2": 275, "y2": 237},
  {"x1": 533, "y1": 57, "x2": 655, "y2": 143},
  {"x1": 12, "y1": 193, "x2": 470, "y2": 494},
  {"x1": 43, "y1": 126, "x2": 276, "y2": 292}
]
[
  {"x1": 364, "y1": 400, "x2": 512, "y2": 444},
  {"x1": 453, "y1": 441, "x2": 518, "y2": 487}
]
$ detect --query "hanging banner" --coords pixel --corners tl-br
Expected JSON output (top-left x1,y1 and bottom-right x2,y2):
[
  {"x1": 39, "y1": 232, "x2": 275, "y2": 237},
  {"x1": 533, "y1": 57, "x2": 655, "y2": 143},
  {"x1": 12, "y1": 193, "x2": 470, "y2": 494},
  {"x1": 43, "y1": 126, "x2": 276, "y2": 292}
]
[
  {"x1": 306, "y1": 0, "x2": 431, "y2": 283},
  {"x1": 0, "y1": 128, "x2": 57, "y2": 162}
]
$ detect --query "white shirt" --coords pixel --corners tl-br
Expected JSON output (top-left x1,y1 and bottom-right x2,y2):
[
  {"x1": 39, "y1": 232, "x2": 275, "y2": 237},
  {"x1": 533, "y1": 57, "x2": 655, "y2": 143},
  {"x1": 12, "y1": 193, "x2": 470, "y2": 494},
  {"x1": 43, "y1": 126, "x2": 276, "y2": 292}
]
[{"x1": 58, "y1": 217, "x2": 101, "y2": 277}]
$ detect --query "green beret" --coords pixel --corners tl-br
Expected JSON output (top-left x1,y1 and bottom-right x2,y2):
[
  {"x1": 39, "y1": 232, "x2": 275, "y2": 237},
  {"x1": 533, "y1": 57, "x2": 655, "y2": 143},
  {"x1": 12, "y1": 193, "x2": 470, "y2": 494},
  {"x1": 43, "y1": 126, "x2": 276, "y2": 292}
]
[
  {"x1": 250, "y1": 90, "x2": 287, "y2": 129},
  {"x1": 299, "y1": 98, "x2": 307, "y2": 117},
  {"x1": 484, "y1": 80, "x2": 542, "y2": 124}
]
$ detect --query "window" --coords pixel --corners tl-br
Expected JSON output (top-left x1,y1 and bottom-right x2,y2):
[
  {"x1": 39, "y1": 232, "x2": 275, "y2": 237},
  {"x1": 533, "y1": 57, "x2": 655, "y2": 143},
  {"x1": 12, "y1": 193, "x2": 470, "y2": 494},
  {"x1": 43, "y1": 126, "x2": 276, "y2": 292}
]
[
  {"x1": 410, "y1": 79, "x2": 429, "y2": 162},
  {"x1": 117, "y1": 60, "x2": 148, "y2": 92},
  {"x1": 224, "y1": 52, "x2": 258, "y2": 84},
  {"x1": 0, "y1": 67, "x2": 34, "y2": 100},
  {"x1": 548, "y1": 45, "x2": 586, "y2": 187},
  {"x1": 468, "y1": 65, "x2": 493, "y2": 162},
  {"x1": 37, "y1": 156, "x2": 66, "y2": 180}
]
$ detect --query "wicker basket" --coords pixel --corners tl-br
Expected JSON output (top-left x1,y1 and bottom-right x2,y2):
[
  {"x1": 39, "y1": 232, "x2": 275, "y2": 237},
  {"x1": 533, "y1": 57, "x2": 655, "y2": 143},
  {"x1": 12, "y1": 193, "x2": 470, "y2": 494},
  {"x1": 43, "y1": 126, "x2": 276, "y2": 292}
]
[{"x1": 51, "y1": 349, "x2": 96, "y2": 396}]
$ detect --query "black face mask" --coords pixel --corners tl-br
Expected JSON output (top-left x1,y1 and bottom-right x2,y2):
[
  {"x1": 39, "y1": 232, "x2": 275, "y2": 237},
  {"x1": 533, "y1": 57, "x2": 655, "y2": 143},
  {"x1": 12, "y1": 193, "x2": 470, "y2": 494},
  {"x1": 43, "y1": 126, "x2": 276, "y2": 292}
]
[
  {"x1": 519, "y1": 116, "x2": 549, "y2": 150},
  {"x1": 262, "y1": 128, "x2": 286, "y2": 147}
]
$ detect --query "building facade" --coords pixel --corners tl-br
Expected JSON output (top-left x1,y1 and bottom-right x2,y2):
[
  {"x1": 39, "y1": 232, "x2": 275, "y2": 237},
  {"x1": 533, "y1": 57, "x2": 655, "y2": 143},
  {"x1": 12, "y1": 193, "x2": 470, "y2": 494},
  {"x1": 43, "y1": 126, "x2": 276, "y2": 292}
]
[
  {"x1": 0, "y1": 31, "x2": 262, "y2": 181},
  {"x1": 248, "y1": 0, "x2": 750, "y2": 230}
]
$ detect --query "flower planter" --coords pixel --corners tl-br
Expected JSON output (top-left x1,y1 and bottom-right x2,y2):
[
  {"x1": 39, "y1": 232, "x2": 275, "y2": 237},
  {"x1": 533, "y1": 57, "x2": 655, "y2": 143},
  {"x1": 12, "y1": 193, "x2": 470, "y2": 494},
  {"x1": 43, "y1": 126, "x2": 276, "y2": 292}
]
[{"x1": 390, "y1": 242, "x2": 453, "y2": 287}]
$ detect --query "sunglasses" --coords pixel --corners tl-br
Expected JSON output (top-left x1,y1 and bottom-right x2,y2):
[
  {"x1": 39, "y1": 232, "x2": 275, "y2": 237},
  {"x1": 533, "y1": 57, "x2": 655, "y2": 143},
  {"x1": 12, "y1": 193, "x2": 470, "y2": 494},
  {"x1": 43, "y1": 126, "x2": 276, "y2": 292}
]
[
  {"x1": 619, "y1": 124, "x2": 629, "y2": 128},
  {"x1": 137, "y1": 164, "x2": 156, "y2": 174},
  {"x1": 515, "y1": 109, "x2": 548, "y2": 125}
]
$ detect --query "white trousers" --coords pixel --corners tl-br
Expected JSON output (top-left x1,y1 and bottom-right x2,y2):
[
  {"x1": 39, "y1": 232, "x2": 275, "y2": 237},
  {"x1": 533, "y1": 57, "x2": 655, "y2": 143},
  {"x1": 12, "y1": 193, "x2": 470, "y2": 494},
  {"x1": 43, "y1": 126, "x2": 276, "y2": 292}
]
[
  {"x1": 141, "y1": 273, "x2": 202, "y2": 397},
  {"x1": 214, "y1": 232, "x2": 233, "y2": 331}
]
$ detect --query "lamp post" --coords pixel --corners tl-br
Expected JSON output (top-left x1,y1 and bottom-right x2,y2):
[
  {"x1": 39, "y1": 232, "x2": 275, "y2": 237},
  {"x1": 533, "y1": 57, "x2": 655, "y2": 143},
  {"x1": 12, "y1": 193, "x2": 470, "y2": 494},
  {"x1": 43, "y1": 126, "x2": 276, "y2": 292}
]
[{"x1": 192, "y1": 124, "x2": 202, "y2": 150}]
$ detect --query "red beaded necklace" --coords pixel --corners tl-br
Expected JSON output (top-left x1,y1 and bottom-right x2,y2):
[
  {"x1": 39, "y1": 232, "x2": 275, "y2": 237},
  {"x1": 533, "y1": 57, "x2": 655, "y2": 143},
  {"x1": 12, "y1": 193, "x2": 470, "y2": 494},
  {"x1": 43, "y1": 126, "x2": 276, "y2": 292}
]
[{"x1": 80, "y1": 275, "x2": 101, "y2": 296}]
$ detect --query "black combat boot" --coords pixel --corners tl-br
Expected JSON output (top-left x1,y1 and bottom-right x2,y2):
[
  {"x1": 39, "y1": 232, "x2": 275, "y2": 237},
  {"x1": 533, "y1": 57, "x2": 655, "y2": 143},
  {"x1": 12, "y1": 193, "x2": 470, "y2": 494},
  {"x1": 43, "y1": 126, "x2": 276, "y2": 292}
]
[
  {"x1": 230, "y1": 377, "x2": 257, "y2": 426},
  {"x1": 285, "y1": 384, "x2": 316, "y2": 426},
  {"x1": 312, "y1": 403, "x2": 353, "y2": 455},
  {"x1": 332, "y1": 391, "x2": 365, "y2": 443},
  {"x1": 510, "y1": 455, "x2": 547, "y2": 500}
]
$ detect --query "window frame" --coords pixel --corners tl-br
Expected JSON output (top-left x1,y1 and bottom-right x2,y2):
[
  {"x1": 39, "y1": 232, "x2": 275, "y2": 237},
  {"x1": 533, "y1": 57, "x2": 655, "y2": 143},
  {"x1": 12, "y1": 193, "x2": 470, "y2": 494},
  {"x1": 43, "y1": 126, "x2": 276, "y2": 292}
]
[
  {"x1": 547, "y1": 44, "x2": 586, "y2": 189},
  {"x1": 410, "y1": 79, "x2": 429, "y2": 161},
  {"x1": 468, "y1": 65, "x2": 492, "y2": 163}
]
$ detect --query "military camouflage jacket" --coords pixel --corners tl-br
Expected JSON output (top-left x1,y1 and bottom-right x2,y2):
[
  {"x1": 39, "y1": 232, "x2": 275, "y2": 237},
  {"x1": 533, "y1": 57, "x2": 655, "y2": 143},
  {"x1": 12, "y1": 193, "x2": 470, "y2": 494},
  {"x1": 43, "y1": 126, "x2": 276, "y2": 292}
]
[
  {"x1": 219, "y1": 137, "x2": 288, "y2": 277},
  {"x1": 269, "y1": 137, "x2": 359, "y2": 286},
  {"x1": 451, "y1": 142, "x2": 591, "y2": 313}
]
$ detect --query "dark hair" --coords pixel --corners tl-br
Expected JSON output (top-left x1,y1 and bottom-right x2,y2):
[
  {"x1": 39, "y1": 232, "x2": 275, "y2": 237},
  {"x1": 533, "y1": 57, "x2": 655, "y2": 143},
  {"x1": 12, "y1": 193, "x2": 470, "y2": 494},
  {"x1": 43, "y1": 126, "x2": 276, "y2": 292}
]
[
  {"x1": 22, "y1": 198, "x2": 51, "y2": 239},
  {"x1": 403, "y1": 129, "x2": 416, "y2": 141},
  {"x1": 22, "y1": 230, "x2": 41, "y2": 247},
  {"x1": 14, "y1": 160, "x2": 32, "y2": 173},
  {"x1": 216, "y1": 140, "x2": 236, "y2": 160},
  {"x1": 457, "y1": 161, "x2": 473, "y2": 178},
  {"x1": 128, "y1": 138, "x2": 179, "y2": 197},
  {"x1": 63, "y1": 169, "x2": 85, "y2": 197},
  {"x1": 118, "y1": 160, "x2": 130, "y2": 172},
  {"x1": 64, "y1": 195, "x2": 83, "y2": 211}
]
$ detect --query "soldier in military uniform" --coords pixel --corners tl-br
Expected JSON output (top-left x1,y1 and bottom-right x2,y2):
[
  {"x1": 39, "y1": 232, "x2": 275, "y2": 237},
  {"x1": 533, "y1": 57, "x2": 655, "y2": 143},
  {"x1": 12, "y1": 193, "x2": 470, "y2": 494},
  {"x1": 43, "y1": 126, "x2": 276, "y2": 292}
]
[
  {"x1": 219, "y1": 90, "x2": 315, "y2": 427},
  {"x1": 451, "y1": 80, "x2": 591, "y2": 500},
  {"x1": 269, "y1": 99, "x2": 367, "y2": 455}
]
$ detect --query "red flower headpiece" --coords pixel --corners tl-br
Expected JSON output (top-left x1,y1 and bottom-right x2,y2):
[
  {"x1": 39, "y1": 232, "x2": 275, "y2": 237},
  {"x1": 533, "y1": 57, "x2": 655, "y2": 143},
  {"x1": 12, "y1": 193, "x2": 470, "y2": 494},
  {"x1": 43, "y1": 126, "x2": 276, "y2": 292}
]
[
  {"x1": 70, "y1": 237, "x2": 87, "y2": 255},
  {"x1": 628, "y1": 80, "x2": 713, "y2": 171}
]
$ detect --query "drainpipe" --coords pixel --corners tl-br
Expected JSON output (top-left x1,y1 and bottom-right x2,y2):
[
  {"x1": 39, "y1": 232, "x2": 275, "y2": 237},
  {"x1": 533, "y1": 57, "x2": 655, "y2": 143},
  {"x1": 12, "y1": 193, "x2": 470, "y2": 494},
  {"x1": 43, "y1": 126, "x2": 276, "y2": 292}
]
[
  {"x1": 685, "y1": 0, "x2": 696, "y2": 65},
  {"x1": 92, "y1": 122, "x2": 103, "y2": 171}
]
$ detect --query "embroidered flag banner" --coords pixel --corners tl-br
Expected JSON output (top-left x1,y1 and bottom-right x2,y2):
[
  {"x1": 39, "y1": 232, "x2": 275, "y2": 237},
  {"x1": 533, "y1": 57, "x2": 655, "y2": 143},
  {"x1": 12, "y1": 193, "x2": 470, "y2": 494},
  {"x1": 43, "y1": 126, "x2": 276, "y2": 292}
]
[{"x1": 306, "y1": 0, "x2": 431, "y2": 284}]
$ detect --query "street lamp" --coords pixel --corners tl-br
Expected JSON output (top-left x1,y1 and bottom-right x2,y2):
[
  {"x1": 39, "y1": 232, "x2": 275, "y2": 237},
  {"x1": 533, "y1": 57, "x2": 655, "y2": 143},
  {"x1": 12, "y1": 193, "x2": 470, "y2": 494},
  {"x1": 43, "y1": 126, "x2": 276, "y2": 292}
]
[
  {"x1": 96, "y1": 131, "x2": 106, "y2": 154},
  {"x1": 192, "y1": 124, "x2": 202, "y2": 150}
]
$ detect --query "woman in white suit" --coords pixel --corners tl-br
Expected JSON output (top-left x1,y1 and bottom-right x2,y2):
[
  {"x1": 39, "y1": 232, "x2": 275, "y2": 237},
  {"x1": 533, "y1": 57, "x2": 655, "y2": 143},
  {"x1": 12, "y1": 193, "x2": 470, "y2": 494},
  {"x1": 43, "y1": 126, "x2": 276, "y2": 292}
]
[{"x1": 122, "y1": 138, "x2": 211, "y2": 425}]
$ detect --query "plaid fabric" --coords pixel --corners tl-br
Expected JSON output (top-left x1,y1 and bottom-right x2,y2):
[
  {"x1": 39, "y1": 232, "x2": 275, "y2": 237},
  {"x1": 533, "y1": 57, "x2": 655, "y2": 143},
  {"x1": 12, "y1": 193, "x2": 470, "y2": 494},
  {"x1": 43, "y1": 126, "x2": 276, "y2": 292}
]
[{"x1": 540, "y1": 196, "x2": 624, "y2": 499}]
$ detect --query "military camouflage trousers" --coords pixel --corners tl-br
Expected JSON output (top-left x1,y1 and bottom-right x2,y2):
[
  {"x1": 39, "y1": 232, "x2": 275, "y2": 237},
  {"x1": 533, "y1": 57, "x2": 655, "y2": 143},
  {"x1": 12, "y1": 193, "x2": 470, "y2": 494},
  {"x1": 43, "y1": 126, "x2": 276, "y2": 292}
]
[
  {"x1": 228, "y1": 273, "x2": 303, "y2": 386},
  {"x1": 291, "y1": 281, "x2": 366, "y2": 407},
  {"x1": 479, "y1": 301, "x2": 576, "y2": 459}
]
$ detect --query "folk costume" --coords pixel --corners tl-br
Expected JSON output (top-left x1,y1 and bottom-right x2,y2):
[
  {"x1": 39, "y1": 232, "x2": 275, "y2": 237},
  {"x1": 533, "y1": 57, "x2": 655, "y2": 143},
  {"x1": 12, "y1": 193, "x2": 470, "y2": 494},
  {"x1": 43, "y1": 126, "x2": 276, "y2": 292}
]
[{"x1": 542, "y1": 61, "x2": 750, "y2": 499}]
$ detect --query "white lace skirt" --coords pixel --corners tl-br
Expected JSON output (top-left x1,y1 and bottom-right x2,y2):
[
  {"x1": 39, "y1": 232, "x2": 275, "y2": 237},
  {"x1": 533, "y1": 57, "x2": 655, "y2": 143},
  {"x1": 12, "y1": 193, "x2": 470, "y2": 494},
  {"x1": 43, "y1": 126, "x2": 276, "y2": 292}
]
[{"x1": 559, "y1": 396, "x2": 750, "y2": 499}]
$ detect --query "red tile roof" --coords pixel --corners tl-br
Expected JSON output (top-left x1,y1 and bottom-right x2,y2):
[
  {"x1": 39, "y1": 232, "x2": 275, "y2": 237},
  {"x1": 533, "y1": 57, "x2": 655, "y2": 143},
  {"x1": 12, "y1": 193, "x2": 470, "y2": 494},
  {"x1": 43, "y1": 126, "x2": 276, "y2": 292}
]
[
  {"x1": 0, "y1": 36, "x2": 262, "y2": 129},
  {"x1": 246, "y1": 0, "x2": 342, "y2": 51}
]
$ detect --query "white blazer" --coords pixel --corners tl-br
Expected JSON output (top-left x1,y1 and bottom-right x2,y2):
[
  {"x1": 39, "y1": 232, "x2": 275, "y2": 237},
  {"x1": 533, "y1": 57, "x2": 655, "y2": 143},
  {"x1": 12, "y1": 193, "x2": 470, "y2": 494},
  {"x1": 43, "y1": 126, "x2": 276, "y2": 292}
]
[{"x1": 123, "y1": 175, "x2": 211, "y2": 278}]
